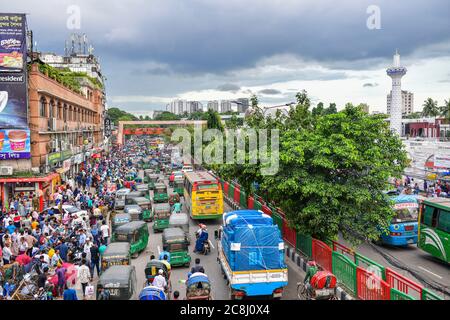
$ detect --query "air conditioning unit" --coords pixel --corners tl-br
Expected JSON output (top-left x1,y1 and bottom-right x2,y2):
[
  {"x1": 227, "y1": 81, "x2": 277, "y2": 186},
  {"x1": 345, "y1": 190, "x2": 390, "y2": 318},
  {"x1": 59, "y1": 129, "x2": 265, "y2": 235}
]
[{"x1": 0, "y1": 166, "x2": 13, "y2": 176}]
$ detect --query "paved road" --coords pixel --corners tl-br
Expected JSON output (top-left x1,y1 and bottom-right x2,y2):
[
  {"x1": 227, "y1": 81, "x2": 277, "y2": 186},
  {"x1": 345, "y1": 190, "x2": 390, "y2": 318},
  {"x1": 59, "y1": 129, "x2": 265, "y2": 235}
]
[{"x1": 130, "y1": 170, "x2": 302, "y2": 300}]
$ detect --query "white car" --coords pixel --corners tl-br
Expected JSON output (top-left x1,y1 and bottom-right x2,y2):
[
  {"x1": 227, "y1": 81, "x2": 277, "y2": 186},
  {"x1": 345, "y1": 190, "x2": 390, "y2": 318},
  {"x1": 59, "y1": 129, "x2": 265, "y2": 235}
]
[{"x1": 181, "y1": 165, "x2": 193, "y2": 173}]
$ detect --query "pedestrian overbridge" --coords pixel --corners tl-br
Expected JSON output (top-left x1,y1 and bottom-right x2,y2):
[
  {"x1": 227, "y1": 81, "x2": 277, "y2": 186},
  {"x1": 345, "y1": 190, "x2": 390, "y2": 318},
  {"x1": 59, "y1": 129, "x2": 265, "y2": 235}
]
[{"x1": 117, "y1": 120, "x2": 206, "y2": 144}]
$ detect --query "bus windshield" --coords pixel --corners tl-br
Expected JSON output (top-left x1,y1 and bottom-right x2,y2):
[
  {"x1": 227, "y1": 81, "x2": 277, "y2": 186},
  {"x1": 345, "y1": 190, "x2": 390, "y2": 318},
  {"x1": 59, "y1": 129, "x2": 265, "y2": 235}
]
[{"x1": 392, "y1": 207, "x2": 418, "y2": 223}]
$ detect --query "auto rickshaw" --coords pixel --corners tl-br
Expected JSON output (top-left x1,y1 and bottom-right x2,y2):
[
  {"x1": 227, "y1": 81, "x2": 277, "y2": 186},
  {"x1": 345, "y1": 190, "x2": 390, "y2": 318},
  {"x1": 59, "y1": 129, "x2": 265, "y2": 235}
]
[
  {"x1": 144, "y1": 259, "x2": 171, "y2": 286},
  {"x1": 153, "y1": 182, "x2": 169, "y2": 203},
  {"x1": 97, "y1": 265, "x2": 137, "y2": 300},
  {"x1": 152, "y1": 203, "x2": 171, "y2": 232},
  {"x1": 168, "y1": 213, "x2": 190, "y2": 244},
  {"x1": 124, "y1": 204, "x2": 143, "y2": 221},
  {"x1": 173, "y1": 176, "x2": 184, "y2": 197},
  {"x1": 162, "y1": 227, "x2": 191, "y2": 267},
  {"x1": 186, "y1": 273, "x2": 212, "y2": 300},
  {"x1": 136, "y1": 183, "x2": 149, "y2": 193},
  {"x1": 113, "y1": 221, "x2": 149, "y2": 258},
  {"x1": 111, "y1": 213, "x2": 132, "y2": 234},
  {"x1": 114, "y1": 188, "x2": 131, "y2": 210},
  {"x1": 129, "y1": 196, "x2": 152, "y2": 222},
  {"x1": 101, "y1": 242, "x2": 131, "y2": 272},
  {"x1": 148, "y1": 174, "x2": 159, "y2": 190}
]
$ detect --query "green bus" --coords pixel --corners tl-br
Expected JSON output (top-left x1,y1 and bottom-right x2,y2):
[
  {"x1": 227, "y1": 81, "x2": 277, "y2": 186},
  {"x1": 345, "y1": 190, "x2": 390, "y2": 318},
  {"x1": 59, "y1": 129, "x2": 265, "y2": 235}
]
[{"x1": 418, "y1": 198, "x2": 450, "y2": 263}]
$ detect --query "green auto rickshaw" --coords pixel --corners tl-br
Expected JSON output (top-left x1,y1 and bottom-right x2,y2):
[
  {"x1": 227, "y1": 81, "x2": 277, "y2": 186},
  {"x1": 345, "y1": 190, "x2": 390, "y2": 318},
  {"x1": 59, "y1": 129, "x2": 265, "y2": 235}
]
[
  {"x1": 168, "y1": 213, "x2": 190, "y2": 245},
  {"x1": 101, "y1": 242, "x2": 131, "y2": 272},
  {"x1": 97, "y1": 265, "x2": 137, "y2": 300},
  {"x1": 173, "y1": 176, "x2": 184, "y2": 197},
  {"x1": 162, "y1": 227, "x2": 191, "y2": 267},
  {"x1": 111, "y1": 213, "x2": 132, "y2": 235},
  {"x1": 148, "y1": 174, "x2": 159, "y2": 190},
  {"x1": 152, "y1": 182, "x2": 169, "y2": 203},
  {"x1": 132, "y1": 196, "x2": 152, "y2": 222},
  {"x1": 124, "y1": 204, "x2": 143, "y2": 221},
  {"x1": 136, "y1": 183, "x2": 149, "y2": 193},
  {"x1": 113, "y1": 221, "x2": 149, "y2": 258},
  {"x1": 152, "y1": 203, "x2": 171, "y2": 232}
]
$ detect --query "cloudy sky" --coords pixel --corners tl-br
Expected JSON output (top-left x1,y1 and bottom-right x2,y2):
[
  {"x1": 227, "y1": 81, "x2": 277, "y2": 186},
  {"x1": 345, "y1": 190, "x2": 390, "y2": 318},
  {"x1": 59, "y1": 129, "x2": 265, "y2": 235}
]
[{"x1": 5, "y1": 0, "x2": 450, "y2": 113}]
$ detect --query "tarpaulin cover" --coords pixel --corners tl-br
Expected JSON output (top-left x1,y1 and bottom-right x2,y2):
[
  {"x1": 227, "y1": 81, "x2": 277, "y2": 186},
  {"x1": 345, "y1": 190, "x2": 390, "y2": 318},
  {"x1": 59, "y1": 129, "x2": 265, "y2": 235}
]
[
  {"x1": 187, "y1": 273, "x2": 210, "y2": 286},
  {"x1": 139, "y1": 286, "x2": 167, "y2": 300},
  {"x1": 221, "y1": 210, "x2": 286, "y2": 271}
]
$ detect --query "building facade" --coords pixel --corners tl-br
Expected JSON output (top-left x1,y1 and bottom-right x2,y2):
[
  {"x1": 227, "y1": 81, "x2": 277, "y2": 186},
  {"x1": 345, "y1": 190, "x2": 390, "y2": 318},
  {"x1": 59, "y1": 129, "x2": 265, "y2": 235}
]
[
  {"x1": 166, "y1": 99, "x2": 202, "y2": 115},
  {"x1": 387, "y1": 90, "x2": 414, "y2": 116}
]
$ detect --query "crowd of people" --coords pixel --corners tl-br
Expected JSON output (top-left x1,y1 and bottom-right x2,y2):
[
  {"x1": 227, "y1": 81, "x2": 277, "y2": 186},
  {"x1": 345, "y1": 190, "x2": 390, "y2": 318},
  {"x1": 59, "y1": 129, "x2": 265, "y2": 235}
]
[
  {"x1": 394, "y1": 175, "x2": 450, "y2": 197},
  {"x1": 0, "y1": 142, "x2": 142, "y2": 300}
]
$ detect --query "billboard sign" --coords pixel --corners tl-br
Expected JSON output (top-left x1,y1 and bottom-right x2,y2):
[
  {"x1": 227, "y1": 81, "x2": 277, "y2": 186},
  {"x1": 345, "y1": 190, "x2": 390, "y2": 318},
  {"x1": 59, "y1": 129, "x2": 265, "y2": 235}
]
[
  {"x1": 0, "y1": 14, "x2": 28, "y2": 129},
  {"x1": 0, "y1": 14, "x2": 26, "y2": 72},
  {"x1": 434, "y1": 155, "x2": 450, "y2": 169},
  {"x1": 0, "y1": 128, "x2": 30, "y2": 160}
]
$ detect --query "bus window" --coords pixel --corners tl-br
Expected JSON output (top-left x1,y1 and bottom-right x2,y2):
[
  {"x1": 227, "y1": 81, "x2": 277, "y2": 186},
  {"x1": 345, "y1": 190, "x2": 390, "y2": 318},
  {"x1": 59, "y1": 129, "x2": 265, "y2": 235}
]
[
  {"x1": 423, "y1": 206, "x2": 436, "y2": 226},
  {"x1": 431, "y1": 209, "x2": 440, "y2": 228},
  {"x1": 393, "y1": 208, "x2": 418, "y2": 223},
  {"x1": 437, "y1": 210, "x2": 450, "y2": 233}
]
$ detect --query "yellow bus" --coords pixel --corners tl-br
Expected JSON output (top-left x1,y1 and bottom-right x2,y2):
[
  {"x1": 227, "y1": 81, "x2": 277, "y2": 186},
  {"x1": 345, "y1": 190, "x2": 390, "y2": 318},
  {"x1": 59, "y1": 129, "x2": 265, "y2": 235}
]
[{"x1": 184, "y1": 171, "x2": 223, "y2": 220}]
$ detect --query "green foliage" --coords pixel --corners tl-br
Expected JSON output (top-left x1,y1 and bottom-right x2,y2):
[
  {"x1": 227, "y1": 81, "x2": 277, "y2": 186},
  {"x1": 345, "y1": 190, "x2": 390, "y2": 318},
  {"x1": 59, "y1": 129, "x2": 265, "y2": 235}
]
[
  {"x1": 154, "y1": 111, "x2": 181, "y2": 121},
  {"x1": 404, "y1": 112, "x2": 422, "y2": 119},
  {"x1": 440, "y1": 99, "x2": 450, "y2": 120},
  {"x1": 213, "y1": 90, "x2": 408, "y2": 245},
  {"x1": 422, "y1": 98, "x2": 439, "y2": 117},
  {"x1": 205, "y1": 109, "x2": 224, "y2": 131},
  {"x1": 107, "y1": 107, "x2": 138, "y2": 125}
]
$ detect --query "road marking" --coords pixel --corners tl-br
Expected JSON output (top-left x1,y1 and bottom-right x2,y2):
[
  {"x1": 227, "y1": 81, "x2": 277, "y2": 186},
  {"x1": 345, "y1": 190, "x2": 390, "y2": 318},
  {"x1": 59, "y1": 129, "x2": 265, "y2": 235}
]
[
  {"x1": 418, "y1": 266, "x2": 443, "y2": 279},
  {"x1": 157, "y1": 245, "x2": 161, "y2": 255}
]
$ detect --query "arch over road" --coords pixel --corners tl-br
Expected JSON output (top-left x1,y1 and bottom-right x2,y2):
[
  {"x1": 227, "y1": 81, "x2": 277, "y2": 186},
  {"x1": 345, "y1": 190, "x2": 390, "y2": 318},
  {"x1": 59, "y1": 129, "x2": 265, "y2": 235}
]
[{"x1": 117, "y1": 120, "x2": 206, "y2": 144}]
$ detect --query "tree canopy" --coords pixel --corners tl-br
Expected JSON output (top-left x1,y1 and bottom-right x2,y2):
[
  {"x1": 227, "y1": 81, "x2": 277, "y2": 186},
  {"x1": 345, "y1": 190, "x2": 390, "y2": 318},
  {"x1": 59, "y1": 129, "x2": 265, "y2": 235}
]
[
  {"x1": 212, "y1": 91, "x2": 408, "y2": 244},
  {"x1": 107, "y1": 107, "x2": 138, "y2": 125}
]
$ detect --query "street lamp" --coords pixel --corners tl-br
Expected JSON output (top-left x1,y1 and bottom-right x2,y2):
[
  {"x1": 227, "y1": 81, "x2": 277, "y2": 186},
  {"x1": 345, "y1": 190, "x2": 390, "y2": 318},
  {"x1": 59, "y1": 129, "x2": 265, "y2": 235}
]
[{"x1": 262, "y1": 102, "x2": 296, "y2": 117}]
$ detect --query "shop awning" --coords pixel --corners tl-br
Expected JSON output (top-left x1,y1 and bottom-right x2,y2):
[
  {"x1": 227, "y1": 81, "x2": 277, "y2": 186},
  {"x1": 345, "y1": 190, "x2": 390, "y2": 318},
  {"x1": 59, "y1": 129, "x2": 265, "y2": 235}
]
[{"x1": 0, "y1": 172, "x2": 60, "y2": 183}]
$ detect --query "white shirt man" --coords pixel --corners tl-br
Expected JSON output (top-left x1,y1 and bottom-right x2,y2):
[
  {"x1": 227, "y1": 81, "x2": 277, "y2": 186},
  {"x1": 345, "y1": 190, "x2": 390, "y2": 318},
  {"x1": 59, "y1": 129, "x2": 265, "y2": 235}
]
[
  {"x1": 100, "y1": 224, "x2": 109, "y2": 238},
  {"x1": 152, "y1": 270, "x2": 167, "y2": 289}
]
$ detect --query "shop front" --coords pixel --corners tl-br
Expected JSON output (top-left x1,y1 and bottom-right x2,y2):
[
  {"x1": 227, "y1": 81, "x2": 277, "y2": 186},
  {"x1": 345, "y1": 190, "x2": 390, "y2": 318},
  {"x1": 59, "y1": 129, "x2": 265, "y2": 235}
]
[{"x1": 0, "y1": 172, "x2": 60, "y2": 212}]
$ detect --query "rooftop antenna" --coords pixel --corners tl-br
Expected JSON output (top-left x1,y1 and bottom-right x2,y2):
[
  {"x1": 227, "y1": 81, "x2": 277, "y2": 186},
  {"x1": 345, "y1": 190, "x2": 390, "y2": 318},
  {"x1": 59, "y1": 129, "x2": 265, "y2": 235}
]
[
  {"x1": 78, "y1": 34, "x2": 82, "y2": 54},
  {"x1": 64, "y1": 40, "x2": 68, "y2": 56}
]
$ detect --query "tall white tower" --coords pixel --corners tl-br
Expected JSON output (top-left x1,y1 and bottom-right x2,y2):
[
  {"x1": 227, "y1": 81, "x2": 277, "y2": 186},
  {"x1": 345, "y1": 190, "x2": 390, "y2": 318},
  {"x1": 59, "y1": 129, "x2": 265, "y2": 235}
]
[{"x1": 386, "y1": 50, "x2": 407, "y2": 135}]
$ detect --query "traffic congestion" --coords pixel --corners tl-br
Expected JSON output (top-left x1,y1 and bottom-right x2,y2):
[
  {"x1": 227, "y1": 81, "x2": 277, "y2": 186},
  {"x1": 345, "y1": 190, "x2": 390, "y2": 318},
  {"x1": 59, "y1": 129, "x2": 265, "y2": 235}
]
[{"x1": 0, "y1": 136, "x2": 299, "y2": 300}]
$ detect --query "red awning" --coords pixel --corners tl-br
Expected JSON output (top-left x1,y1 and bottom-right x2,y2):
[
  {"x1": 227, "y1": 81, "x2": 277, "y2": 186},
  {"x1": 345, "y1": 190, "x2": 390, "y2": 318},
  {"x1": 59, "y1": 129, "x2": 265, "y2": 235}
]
[{"x1": 0, "y1": 172, "x2": 60, "y2": 183}]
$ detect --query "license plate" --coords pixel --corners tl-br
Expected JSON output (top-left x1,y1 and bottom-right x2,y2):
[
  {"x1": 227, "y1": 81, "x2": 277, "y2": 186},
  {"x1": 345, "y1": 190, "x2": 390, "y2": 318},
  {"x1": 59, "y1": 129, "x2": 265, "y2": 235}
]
[
  {"x1": 273, "y1": 292, "x2": 282, "y2": 298},
  {"x1": 407, "y1": 239, "x2": 414, "y2": 244},
  {"x1": 206, "y1": 205, "x2": 211, "y2": 209}
]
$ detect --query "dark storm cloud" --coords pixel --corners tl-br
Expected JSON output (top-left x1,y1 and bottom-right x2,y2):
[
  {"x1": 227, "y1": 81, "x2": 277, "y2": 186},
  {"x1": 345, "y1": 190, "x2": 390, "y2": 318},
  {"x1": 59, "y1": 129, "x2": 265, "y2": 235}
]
[
  {"x1": 363, "y1": 83, "x2": 379, "y2": 87},
  {"x1": 216, "y1": 84, "x2": 241, "y2": 92},
  {"x1": 259, "y1": 89, "x2": 282, "y2": 95}
]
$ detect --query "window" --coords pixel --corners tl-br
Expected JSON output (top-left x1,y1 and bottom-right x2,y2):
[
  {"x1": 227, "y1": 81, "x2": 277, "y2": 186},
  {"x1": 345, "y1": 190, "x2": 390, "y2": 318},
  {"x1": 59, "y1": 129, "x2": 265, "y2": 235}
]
[
  {"x1": 437, "y1": 210, "x2": 450, "y2": 233},
  {"x1": 423, "y1": 205, "x2": 437, "y2": 227},
  {"x1": 39, "y1": 98, "x2": 47, "y2": 117},
  {"x1": 49, "y1": 100, "x2": 55, "y2": 118}
]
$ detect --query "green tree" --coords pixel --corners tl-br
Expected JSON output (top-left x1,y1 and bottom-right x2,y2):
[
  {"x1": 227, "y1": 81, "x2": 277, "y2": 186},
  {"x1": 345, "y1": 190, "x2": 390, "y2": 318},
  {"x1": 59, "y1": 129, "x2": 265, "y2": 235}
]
[
  {"x1": 440, "y1": 99, "x2": 450, "y2": 120},
  {"x1": 107, "y1": 107, "x2": 138, "y2": 125},
  {"x1": 213, "y1": 92, "x2": 408, "y2": 245},
  {"x1": 205, "y1": 109, "x2": 224, "y2": 131},
  {"x1": 324, "y1": 103, "x2": 337, "y2": 115},
  {"x1": 154, "y1": 111, "x2": 181, "y2": 121},
  {"x1": 422, "y1": 98, "x2": 439, "y2": 117},
  {"x1": 312, "y1": 102, "x2": 324, "y2": 117}
]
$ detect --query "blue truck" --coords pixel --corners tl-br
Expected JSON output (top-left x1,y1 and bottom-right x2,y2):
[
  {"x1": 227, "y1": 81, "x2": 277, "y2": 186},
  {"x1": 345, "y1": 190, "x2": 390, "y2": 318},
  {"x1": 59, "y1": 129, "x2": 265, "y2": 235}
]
[{"x1": 217, "y1": 210, "x2": 288, "y2": 299}]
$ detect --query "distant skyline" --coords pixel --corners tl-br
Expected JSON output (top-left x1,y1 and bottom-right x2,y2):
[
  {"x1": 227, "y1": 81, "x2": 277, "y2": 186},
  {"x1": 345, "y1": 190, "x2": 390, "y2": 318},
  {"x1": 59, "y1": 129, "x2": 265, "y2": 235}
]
[{"x1": 3, "y1": 0, "x2": 450, "y2": 113}]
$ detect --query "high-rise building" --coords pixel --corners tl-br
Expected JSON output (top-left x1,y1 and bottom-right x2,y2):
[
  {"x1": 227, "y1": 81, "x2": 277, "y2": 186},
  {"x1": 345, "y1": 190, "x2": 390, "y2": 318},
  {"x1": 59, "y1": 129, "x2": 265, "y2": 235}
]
[
  {"x1": 387, "y1": 90, "x2": 414, "y2": 115},
  {"x1": 386, "y1": 50, "x2": 407, "y2": 135},
  {"x1": 166, "y1": 99, "x2": 202, "y2": 115},
  {"x1": 207, "y1": 100, "x2": 219, "y2": 112},
  {"x1": 236, "y1": 98, "x2": 250, "y2": 113}
]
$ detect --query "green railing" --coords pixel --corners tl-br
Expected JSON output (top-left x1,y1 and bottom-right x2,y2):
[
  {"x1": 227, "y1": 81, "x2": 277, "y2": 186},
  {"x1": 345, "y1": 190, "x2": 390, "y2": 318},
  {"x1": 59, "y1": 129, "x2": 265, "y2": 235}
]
[
  {"x1": 296, "y1": 233, "x2": 312, "y2": 257},
  {"x1": 240, "y1": 190, "x2": 247, "y2": 209},
  {"x1": 354, "y1": 253, "x2": 386, "y2": 280},
  {"x1": 390, "y1": 288, "x2": 415, "y2": 300},
  {"x1": 332, "y1": 251, "x2": 357, "y2": 295},
  {"x1": 422, "y1": 288, "x2": 444, "y2": 300},
  {"x1": 254, "y1": 199, "x2": 263, "y2": 211},
  {"x1": 228, "y1": 183, "x2": 235, "y2": 199}
]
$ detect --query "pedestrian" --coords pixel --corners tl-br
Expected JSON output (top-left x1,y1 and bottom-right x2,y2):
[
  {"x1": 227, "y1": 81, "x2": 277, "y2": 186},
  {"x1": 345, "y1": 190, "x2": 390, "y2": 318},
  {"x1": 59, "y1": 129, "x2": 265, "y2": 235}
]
[
  {"x1": 89, "y1": 243, "x2": 101, "y2": 280},
  {"x1": 97, "y1": 284, "x2": 110, "y2": 300},
  {"x1": 63, "y1": 283, "x2": 78, "y2": 300},
  {"x1": 56, "y1": 265, "x2": 66, "y2": 297},
  {"x1": 173, "y1": 290, "x2": 180, "y2": 300},
  {"x1": 77, "y1": 259, "x2": 90, "y2": 299},
  {"x1": 100, "y1": 220, "x2": 109, "y2": 245}
]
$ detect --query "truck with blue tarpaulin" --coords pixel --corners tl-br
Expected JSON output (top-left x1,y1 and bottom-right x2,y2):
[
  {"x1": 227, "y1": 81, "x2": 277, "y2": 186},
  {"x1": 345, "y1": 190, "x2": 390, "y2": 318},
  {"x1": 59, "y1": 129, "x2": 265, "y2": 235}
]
[{"x1": 217, "y1": 210, "x2": 288, "y2": 299}]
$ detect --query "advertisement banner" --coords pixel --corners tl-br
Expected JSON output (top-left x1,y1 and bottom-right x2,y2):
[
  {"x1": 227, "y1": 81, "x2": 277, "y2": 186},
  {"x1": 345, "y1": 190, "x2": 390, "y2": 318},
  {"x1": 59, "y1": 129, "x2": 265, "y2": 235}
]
[
  {"x1": 0, "y1": 13, "x2": 28, "y2": 128},
  {"x1": 434, "y1": 155, "x2": 450, "y2": 169},
  {"x1": 0, "y1": 128, "x2": 30, "y2": 160}
]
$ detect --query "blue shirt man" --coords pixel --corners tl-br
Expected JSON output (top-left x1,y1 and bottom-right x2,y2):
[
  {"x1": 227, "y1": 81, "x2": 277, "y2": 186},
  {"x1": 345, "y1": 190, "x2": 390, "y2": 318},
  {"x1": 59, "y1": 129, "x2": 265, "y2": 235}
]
[
  {"x1": 6, "y1": 223, "x2": 16, "y2": 234},
  {"x1": 57, "y1": 241, "x2": 69, "y2": 262},
  {"x1": 159, "y1": 246, "x2": 171, "y2": 262},
  {"x1": 63, "y1": 288, "x2": 78, "y2": 300}
]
